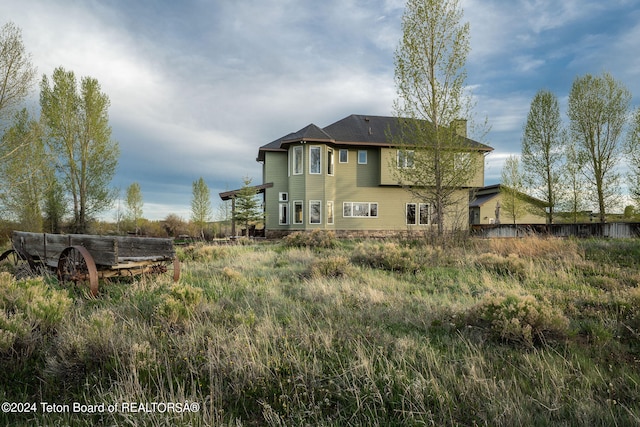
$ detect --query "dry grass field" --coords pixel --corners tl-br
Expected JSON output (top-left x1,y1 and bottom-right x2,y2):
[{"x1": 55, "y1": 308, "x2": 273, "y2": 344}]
[{"x1": 1, "y1": 233, "x2": 639, "y2": 425}]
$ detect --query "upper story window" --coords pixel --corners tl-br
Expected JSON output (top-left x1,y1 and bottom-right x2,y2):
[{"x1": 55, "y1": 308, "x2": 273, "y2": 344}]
[
  {"x1": 339, "y1": 149, "x2": 348, "y2": 163},
  {"x1": 327, "y1": 148, "x2": 334, "y2": 175},
  {"x1": 293, "y1": 146, "x2": 303, "y2": 175},
  {"x1": 358, "y1": 150, "x2": 367, "y2": 164},
  {"x1": 309, "y1": 146, "x2": 321, "y2": 174},
  {"x1": 397, "y1": 150, "x2": 415, "y2": 169}
]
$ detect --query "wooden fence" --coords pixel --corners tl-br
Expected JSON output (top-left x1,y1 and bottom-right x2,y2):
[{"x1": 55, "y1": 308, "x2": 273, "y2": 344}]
[{"x1": 472, "y1": 223, "x2": 640, "y2": 239}]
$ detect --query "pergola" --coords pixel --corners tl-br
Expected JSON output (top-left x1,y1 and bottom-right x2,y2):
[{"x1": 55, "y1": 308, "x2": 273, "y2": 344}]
[{"x1": 218, "y1": 182, "x2": 273, "y2": 237}]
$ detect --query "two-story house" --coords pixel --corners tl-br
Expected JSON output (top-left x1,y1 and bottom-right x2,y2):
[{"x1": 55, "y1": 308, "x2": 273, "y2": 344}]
[{"x1": 255, "y1": 114, "x2": 493, "y2": 238}]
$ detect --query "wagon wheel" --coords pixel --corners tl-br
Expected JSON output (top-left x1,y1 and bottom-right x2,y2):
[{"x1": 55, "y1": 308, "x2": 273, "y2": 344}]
[
  {"x1": 57, "y1": 246, "x2": 99, "y2": 296},
  {"x1": 148, "y1": 258, "x2": 180, "y2": 282},
  {"x1": 0, "y1": 248, "x2": 33, "y2": 278}
]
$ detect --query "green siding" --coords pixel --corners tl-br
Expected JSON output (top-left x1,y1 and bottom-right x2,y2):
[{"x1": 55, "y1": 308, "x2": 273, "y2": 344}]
[{"x1": 263, "y1": 143, "x2": 472, "y2": 233}]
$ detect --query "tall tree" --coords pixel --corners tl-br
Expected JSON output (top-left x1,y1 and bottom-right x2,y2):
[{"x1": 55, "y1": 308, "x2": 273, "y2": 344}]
[
  {"x1": 191, "y1": 177, "x2": 212, "y2": 239},
  {"x1": 392, "y1": 0, "x2": 480, "y2": 236},
  {"x1": 0, "y1": 22, "x2": 37, "y2": 124},
  {"x1": 624, "y1": 107, "x2": 640, "y2": 208},
  {"x1": 500, "y1": 155, "x2": 528, "y2": 225},
  {"x1": 561, "y1": 141, "x2": 587, "y2": 223},
  {"x1": 0, "y1": 108, "x2": 49, "y2": 231},
  {"x1": 521, "y1": 90, "x2": 565, "y2": 224},
  {"x1": 233, "y1": 176, "x2": 263, "y2": 237},
  {"x1": 125, "y1": 182, "x2": 144, "y2": 234},
  {"x1": 567, "y1": 72, "x2": 630, "y2": 223},
  {"x1": 40, "y1": 67, "x2": 119, "y2": 233}
]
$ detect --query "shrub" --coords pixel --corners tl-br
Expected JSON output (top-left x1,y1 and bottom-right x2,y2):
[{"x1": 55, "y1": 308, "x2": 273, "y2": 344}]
[
  {"x1": 310, "y1": 256, "x2": 354, "y2": 278},
  {"x1": 155, "y1": 283, "x2": 204, "y2": 325},
  {"x1": 350, "y1": 242, "x2": 419, "y2": 273},
  {"x1": 283, "y1": 230, "x2": 337, "y2": 249},
  {"x1": 474, "y1": 252, "x2": 530, "y2": 281},
  {"x1": 465, "y1": 293, "x2": 569, "y2": 347},
  {"x1": 0, "y1": 273, "x2": 72, "y2": 335}
]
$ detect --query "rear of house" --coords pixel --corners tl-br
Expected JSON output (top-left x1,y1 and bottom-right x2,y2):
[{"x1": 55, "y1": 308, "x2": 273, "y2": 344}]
[{"x1": 257, "y1": 114, "x2": 493, "y2": 238}]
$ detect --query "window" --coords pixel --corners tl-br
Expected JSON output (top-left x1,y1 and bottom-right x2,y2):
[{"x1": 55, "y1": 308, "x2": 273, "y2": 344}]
[
  {"x1": 327, "y1": 148, "x2": 334, "y2": 175},
  {"x1": 309, "y1": 146, "x2": 321, "y2": 174},
  {"x1": 343, "y1": 202, "x2": 378, "y2": 218},
  {"x1": 293, "y1": 146, "x2": 303, "y2": 175},
  {"x1": 455, "y1": 152, "x2": 472, "y2": 172},
  {"x1": 397, "y1": 150, "x2": 415, "y2": 169},
  {"x1": 327, "y1": 201, "x2": 334, "y2": 224},
  {"x1": 339, "y1": 149, "x2": 348, "y2": 163},
  {"x1": 293, "y1": 201, "x2": 303, "y2": 224},
  {"x1": 406, "y1": 203, "x2": 416, "y2": 225},
  {"x1": 358, "y1": 150, "x2": 367, "y2": 164},
  {"x1": 309, "y1": 200, "x2": 321, "y2": 224},
  {"x1": 279, "y1": 203, "x2": 289, "y2": 225},
  {"x1": 407, "y1": 203, "x2": 430, "y2": 225},
  {"x1": 279, "y1": 192, "x2": 288, "y2": 202},
  {"x1": 419, "y1": 203, "x2": 430, "y2": 225}
]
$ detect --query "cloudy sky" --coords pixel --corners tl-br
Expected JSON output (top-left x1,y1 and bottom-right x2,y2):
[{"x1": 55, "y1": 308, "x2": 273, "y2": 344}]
[{"x1": 2, "y1": 0, "x2": 639, "y2": 220}]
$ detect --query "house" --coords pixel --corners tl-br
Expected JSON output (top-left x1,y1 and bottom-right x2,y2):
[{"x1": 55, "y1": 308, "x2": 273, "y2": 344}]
[
  {"x1": 252, "y1": 114, "x2": 493, "y2": 238},
  {"x1": 469, "y1": 184, "x2": 548, "y2": 225}
]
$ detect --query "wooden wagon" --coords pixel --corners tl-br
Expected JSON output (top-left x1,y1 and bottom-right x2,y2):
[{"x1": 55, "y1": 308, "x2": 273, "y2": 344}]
[{"x1": 0, "y1": 231, "x2": 180, "y2": 296}]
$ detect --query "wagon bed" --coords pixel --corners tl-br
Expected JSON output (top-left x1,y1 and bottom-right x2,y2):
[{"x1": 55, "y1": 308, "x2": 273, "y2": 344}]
[{"x1": 2, "y1": 231, "x2": 180, "y2": 295}]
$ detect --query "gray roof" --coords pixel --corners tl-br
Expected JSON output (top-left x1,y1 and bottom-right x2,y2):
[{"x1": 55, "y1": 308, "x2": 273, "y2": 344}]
[{"x1": 257, "y1": 114, "x2": 493, "y2": 161}]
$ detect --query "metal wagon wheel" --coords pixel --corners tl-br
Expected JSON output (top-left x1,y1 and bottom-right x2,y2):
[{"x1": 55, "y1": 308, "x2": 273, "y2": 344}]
[
  {"x1": 148, "y1": 257, "x2": 181, "y2": 282},
  {"x1": 57, "y1": 246, "x2": 99, "y2": 296},
  {"x1": 0, "y1": 248, "x2": 33, "y2": 278}
]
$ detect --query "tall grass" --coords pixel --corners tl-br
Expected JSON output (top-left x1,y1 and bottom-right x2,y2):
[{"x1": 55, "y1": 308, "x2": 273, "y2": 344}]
[{"x1": 1, "y1": 237, "x2": 639, "y2": 425}]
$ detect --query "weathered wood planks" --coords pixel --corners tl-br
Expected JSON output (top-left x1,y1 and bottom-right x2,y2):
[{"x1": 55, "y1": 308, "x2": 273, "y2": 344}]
[{"x1": 12, "y1": 232, "x2": 175, "y2": 267}]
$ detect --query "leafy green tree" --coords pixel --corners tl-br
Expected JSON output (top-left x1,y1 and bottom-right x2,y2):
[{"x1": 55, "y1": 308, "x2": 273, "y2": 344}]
[
  {"x1": 0, "y1": 108, "x2": 49, "y2": 231},
  {"x1": 43, "y1": 174, "x2": 66, "y2": 233},
  {"x1": 191, "y1": 177, "x2": 212, "y2": 239},
  {"x1": 521, "y1": 90, "x2": 566, "y2": 224},
  {"x1": 624, "y1": 107, "x2": 640, "y2": 208},
  {"x1": 501, "y1": 155, "x2": 528, "y2": 225},
  {"x1": 40, "y1": 67, "x2": 119, "y2": 233},
  {"x1": 0, "y1": 22, "x2": 37, "y2": 124},
  {"x1": 125, "y1": 182, "x2": 144, "y2": 234},
  {"x1": 567, "y1": 72, "x2": 630, "y2": 223},
  {"x1": 561, "y1": 141, "x2": 587, "y2": 223},
  {"x1": 233, "y1": 176, "x2": 263, "y2": 237},
  {"x1": 392, "y1": 0, "x2": 481, "y2": 236}
]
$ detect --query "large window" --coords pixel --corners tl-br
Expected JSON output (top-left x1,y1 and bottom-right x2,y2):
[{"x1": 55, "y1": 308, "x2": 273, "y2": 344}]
[
  {"x1": 343, "y1": 202, "x2": 378, "y2": 218},
  {"x1": 309, "y1": 200, "x2": 321, "y2": 224},
  {"x1": 293, "y1": 146, "x2": 303, "y2": 175},
  {"x1": 309, "y1": 146, "x2": 321, "y2": 174},
  {"x1": 397, "y1": 150, "x2": 415, "y2": 169},
  {"x1": 293, "y1": 201, "x2": 303, "y2": 224},
  {"x1": 407, "y1": 203, "x2": 430, "y2": 225}
]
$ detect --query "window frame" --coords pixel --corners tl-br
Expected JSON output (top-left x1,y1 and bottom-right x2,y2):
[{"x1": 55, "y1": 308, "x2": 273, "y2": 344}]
[
  {"x1": 397, "y1": 149, "x2": 415, "y2": 169},
  {"x1": 292, "y1": 146, "x2": 303, "y2": 175},
  {"x1": 339, "y1": 149, "x2": 348, "y2": 163},
  {"x1": 309, "y1": 200, "x2": 321, "y2": 224},
  {"x1": 343, "y1": 201, "x2": 378, "y2": 218},
  {"x1": 279, "y1": 202, "x2": 289, "y2": 225},
  {"x1": 309, "y1": 146, "x2": 321, "y2": 175},
  {"x1": 327, "y1": 201, "x2": 334, "y2": 225},
  {"x1": 293, "y1": 200, "x2": 303, "y2": 224},
  {"x1": 357, "y1": 150, "x2": 367, "y2": 165},
  {"x1": 327, "y1": 147, "x2": 335, "y2": 176}
]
